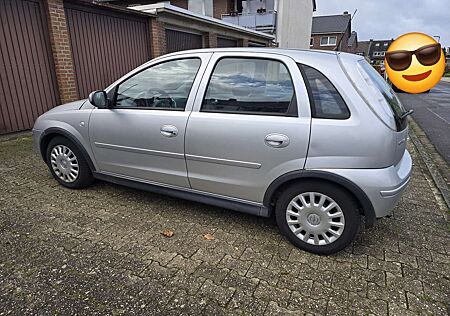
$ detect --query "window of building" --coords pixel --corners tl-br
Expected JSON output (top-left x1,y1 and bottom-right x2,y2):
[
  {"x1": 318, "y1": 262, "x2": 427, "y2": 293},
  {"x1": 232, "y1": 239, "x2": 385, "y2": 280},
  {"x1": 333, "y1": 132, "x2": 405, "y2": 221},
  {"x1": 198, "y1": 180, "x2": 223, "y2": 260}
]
[
  {"x1": 114, "y1": 58, "x2": 201, "y2": 110},
  {"x1": 384, "y1": 43, "x2": 388, "y2": 46},
  {"x1": 202, "y1": 58, "x2": 296, "y2": 116},
  {"x1": 310, "y1": 37, "x2": 314, "y2": 46},
  {"x1": 300, "y1": 64, "x2": 350, "y2": 119},
  {"x1": 375, "y1": 43, "x2": 380, "y2": 46},
  {"x1": 320, "y1": 36, "x2": 337, "y2": 46}
]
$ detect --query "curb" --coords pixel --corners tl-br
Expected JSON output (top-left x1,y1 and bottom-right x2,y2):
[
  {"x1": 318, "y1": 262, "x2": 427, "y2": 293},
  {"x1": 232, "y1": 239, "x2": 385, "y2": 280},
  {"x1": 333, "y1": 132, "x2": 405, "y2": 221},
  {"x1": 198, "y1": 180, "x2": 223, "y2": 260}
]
[{"x1": 408, "y1": 118, "x2": 450, "y2": 211}]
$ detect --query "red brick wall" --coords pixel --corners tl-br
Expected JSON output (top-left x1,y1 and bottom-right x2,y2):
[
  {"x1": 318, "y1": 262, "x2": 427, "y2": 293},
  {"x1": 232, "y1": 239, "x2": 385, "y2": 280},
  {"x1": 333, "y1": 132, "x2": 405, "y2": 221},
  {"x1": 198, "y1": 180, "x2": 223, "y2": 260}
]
[
  {"x1": 310, "y1": 33, "x2": 350, "y2": 52},
  {"x1": 150, "y1": 18, "x2": 167, "y2": 58},
  {"x1": 213, "y1": 0, "x2": 232, "y2": 19},
  {"x1": 205, "y1": 32, "x2": 218, "y2": 48},
  {"x1": 44, "y1": 0, "x2": 78, "y2": 103},
  {"x1": 171, "y1": 0, "x2": 188, "y2": 9}
]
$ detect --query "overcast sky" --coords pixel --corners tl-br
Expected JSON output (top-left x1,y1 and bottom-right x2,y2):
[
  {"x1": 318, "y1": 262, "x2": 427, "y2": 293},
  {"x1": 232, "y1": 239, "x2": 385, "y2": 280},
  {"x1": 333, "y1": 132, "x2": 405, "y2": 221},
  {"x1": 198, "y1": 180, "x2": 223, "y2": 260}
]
[{"x1": 314, "y1": 0, "x2": 449, "y2": 48}]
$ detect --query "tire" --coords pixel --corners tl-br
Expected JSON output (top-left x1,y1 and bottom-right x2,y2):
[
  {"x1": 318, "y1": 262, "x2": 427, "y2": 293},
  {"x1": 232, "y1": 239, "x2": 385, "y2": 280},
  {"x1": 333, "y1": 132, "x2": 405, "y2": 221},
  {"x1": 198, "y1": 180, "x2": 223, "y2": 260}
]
[
  {"x1": 46, "y1": 136, "x2": 94, "y2": 189},
  {"x1": 275, "y1": 181, "x2": 360, "y2": 255}
]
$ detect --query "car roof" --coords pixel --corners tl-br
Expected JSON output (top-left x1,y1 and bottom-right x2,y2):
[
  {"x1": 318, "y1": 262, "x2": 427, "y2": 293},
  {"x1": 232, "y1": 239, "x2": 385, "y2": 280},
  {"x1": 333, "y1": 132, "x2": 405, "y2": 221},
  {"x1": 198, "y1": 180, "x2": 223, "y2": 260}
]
[{"x1": 159, "y1": 47, "x2": 364, "y2": 65}]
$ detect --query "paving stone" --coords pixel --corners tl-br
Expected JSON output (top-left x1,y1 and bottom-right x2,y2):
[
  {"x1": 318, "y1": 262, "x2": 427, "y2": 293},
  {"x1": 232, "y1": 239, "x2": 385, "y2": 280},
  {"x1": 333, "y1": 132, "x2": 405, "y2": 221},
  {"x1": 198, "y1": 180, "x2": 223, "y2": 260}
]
[
  {"x1": 0, "y1": 135, "x2": 449, "y2": 315},
  {"x1": 254, "y1": 280, "x2": 291, "y2": 308},
  {"x1": 198, "y1": 279, "x2": 235, "y2": 307}
]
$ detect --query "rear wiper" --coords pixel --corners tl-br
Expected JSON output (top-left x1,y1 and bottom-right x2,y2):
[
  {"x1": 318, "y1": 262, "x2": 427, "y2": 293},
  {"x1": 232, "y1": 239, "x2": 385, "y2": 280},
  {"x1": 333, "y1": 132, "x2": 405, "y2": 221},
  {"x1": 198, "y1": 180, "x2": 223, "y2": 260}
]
[{"x1": 399, "y1": 109, "x2": 414, "y2": 120}]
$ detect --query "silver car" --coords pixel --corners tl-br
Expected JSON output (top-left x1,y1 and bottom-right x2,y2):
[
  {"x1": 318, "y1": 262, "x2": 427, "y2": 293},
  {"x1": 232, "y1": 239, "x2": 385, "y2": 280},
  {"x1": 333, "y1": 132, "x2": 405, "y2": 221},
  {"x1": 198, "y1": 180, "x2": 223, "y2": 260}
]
[{"x1": 32, "y1": 48, "x2": 412, "y2": 254}]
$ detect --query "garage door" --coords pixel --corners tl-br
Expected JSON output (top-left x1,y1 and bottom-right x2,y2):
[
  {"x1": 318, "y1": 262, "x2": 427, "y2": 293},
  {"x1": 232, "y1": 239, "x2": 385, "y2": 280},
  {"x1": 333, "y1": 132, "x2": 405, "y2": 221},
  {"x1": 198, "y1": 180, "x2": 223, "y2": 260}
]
[
  {"x1": 65, "y1": 3, "x2": 151, "y2": 99},
  {"x1": 166, "y1": 29, "x2": 203, "y2": 53},
  {"x1": 217, "y1": 37, "x2": 238, "y2": 48},
  {"x1": 0, "y1": 0, "x2": 59, "y2": 134}
]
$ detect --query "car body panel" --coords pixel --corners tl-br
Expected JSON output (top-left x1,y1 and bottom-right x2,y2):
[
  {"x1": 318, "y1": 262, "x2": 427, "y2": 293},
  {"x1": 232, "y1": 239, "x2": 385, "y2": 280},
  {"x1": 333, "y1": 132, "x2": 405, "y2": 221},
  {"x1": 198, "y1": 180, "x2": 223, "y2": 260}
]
[
  {"x1": 87, "y1": 52, "x2": 213, "y2": 188},
  {"x1": 185, "y1": 51, "x2": 311, "y2": 202}
]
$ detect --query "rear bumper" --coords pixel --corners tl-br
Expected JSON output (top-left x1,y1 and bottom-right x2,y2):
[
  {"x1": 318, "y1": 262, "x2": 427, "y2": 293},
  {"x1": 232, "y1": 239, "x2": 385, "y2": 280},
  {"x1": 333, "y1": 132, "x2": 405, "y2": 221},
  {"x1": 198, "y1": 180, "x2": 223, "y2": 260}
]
[{"x1": 320, "y1": 150, "x2": 413, "y2": 219}]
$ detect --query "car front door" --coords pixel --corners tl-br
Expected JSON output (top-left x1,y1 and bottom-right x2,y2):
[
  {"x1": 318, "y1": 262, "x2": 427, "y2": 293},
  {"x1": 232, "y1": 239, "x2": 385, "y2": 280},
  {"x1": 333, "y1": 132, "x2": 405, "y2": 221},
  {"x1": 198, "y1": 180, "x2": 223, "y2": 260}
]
[
  {"x1": 89, "y1": 53, "x2": 211, "y2": 188},
  {"x1": 185, "y1": 52, "x2": 311, "y2": 203}
]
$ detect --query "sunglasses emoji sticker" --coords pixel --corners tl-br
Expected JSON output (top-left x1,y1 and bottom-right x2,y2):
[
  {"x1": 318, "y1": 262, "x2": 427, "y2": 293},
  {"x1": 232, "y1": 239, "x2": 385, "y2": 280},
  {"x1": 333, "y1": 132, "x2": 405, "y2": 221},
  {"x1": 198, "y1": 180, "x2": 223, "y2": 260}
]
[{"x1": 385, "y1": 32, "x2": 445, "y2": 94}]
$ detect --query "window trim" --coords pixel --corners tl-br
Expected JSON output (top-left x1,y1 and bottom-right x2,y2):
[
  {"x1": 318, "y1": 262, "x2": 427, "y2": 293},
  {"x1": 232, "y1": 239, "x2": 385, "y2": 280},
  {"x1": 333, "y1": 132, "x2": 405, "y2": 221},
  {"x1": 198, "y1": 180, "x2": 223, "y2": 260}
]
[
  {"x1": 200, "y1": 56, "x2": 298, "y2": 117},
  {"x1": 110, "y1": 57, "x2": 202, "y2": 111},
  {"x1": 297, "y1": 63, "x2": 351, "y2": 120},
  {"x1": 320, "y1": 36, "x2": 337, "y2": 46}
]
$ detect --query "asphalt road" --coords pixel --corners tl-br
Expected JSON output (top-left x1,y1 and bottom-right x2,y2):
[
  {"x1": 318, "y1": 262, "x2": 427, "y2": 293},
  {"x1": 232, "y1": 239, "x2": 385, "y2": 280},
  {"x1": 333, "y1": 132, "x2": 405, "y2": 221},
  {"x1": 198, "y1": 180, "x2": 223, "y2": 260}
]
[{"x1": 397, "y1": 81, "x2": 450, "y2": 164}]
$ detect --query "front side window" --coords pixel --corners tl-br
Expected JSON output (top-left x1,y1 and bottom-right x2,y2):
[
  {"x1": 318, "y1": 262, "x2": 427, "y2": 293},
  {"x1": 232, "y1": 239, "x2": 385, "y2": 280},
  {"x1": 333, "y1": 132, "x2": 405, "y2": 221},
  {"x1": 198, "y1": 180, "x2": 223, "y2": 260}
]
[
  {"x1": 300, "y1": 64, "x2": 350, "y2": 119},
  {"x1": 202, "y1": 58, "x2": 296, "y2": 116},
  {"x1": 114, "y1": 58, "x2": 201, "y2": 110}
]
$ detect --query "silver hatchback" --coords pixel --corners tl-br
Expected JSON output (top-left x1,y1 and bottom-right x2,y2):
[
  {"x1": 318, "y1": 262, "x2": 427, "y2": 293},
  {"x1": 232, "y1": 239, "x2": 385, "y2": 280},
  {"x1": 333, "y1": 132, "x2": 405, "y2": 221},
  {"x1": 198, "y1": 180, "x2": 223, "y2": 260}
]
[{"x1": 32, "y1": 48, "x2": 412, "y2": 254}]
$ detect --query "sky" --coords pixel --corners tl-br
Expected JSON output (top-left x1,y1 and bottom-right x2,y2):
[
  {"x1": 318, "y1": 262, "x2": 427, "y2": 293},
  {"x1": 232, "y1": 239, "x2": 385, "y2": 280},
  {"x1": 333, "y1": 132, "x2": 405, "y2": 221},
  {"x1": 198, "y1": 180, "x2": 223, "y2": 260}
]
[{"x1": 314, "y1": 0, "x2": 450, "y2": 48}]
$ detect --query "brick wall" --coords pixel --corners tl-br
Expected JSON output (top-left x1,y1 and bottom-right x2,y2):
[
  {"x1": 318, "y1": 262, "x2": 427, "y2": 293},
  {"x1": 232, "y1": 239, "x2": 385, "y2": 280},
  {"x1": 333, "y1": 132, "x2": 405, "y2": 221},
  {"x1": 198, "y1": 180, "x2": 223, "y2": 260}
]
[
  {"x1": 44, "y1": 0, "x2": 78, "y2": 103},
  {"x1": 213, "y1": 0, "x2": 232, "y2": 19},
  {"x1": 150, "y1": 18, "x2": 167, "y2": 58},
  {"x1": 171, "y1": 0, "x2": 188, "y2": 9},
  {"x1": 310, "y1": 33, "x2": 350, "y2": 52},
  {"x1": 205, "y1": 32, "x2": 218, "y2": 48}
]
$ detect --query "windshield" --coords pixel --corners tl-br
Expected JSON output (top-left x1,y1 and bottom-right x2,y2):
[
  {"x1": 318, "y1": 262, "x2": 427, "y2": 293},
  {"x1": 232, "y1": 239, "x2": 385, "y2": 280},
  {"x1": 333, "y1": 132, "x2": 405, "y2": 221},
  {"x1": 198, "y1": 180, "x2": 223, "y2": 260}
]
[{"x1": 356, "y1": 60, "x2": 407, "y2": 130}]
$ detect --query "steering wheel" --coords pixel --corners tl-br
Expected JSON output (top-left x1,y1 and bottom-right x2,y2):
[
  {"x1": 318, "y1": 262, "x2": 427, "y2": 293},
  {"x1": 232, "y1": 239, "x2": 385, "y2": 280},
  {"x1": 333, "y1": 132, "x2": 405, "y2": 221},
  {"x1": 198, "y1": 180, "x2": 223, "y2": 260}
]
[{"x1": 133, "y1": 88, "x2": 177, "y2": 108}]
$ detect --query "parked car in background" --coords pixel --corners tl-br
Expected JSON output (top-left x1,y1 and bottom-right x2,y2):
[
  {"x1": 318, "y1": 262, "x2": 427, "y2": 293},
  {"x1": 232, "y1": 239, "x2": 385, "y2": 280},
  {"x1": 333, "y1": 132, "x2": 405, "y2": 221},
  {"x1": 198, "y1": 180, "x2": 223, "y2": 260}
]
[{"x1": 32, "y1": 48, "x2": 412, "y2": 254}]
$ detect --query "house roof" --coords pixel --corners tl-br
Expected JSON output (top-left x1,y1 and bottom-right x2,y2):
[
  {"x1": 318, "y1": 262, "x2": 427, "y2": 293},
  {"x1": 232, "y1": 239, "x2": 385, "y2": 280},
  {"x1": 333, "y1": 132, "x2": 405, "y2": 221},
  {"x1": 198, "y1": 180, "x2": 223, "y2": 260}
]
[
  {"x1": 348, "y1": 31, "x2": 357, "y2": 47},
  {"x1": 312, "y1": 14, "x2": 351, "y2": 34}
]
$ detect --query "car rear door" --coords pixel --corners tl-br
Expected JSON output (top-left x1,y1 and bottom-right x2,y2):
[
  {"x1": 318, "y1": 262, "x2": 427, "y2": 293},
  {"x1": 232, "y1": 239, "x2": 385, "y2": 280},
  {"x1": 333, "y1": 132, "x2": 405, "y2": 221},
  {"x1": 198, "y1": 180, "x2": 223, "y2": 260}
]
[
  {"x1": 89, "y1": 53, "x2": 212, "y2": 188},
  {"x1": 185, "y1": 52, "x2": 311, "y2": 203}
]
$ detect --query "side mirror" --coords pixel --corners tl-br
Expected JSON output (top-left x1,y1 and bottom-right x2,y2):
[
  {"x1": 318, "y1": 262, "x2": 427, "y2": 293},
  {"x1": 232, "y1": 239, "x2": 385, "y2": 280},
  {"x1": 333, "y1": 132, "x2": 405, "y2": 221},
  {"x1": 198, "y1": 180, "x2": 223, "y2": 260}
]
[{"x1": 88, "y1": 90, "x2": 108, "y2": 108}]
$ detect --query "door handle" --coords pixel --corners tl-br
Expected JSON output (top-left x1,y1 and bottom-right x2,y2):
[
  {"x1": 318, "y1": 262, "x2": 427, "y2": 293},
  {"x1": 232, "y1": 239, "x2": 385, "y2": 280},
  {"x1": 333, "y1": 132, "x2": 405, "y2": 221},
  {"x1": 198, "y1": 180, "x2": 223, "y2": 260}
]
[
  {"x1": 160, "y1": 125, "x2": 178, "y2": 137},
  {"x1": 265, "y1": 133, "x2": 290, "y2": 148}
]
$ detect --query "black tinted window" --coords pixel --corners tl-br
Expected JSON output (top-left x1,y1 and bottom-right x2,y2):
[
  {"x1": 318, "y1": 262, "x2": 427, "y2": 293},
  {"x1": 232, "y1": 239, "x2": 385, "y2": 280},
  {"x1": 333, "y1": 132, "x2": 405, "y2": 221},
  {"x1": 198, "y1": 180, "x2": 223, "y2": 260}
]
[
  {"x1": 202, "y1": 58, "x2": 296, "y2": 116},
  {"x1": 115, "y1": 58, "x2": 201, "y2": 110},
  {"x1": 301, "y1": 64, "x2": 350, "y2": 119}
]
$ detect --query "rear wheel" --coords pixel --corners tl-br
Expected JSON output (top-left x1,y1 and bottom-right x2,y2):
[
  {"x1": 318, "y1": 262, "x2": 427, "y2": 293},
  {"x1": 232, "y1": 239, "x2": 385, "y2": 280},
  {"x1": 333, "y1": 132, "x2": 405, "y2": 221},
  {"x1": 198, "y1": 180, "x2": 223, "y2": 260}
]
[
  {"x1": 275, "y1": 181, "x2": 360, "y2": 255},
  {"x1": 46, "y1": 136, "x2": 94, "y2": 189}
]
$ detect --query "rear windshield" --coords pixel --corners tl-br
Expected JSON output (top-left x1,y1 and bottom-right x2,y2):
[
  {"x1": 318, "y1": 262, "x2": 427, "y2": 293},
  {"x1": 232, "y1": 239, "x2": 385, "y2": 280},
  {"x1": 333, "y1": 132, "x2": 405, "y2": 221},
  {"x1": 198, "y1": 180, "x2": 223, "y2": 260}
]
[{"x1": 357, "y1": 60, "x2": 407, "y2": 130}]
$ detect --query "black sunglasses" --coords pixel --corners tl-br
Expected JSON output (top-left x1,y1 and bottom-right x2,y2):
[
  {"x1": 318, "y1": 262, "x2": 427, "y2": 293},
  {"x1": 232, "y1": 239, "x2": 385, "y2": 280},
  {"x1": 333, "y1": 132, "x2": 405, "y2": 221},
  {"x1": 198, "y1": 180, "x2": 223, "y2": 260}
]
[{"x1": 385, "y1": 43, "x2": 441, "y2": 71}]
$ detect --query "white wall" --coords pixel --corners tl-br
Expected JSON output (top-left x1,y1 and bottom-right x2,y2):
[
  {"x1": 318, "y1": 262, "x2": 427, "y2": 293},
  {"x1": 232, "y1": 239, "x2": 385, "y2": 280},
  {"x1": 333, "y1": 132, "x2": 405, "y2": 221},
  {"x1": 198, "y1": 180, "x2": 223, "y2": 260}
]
[
  {"x1": 276, "y1": 0, "x2": 313, "y2": 49},
  {"x1": 188, "y1": 0, "x2": 213, "y2": 17}
]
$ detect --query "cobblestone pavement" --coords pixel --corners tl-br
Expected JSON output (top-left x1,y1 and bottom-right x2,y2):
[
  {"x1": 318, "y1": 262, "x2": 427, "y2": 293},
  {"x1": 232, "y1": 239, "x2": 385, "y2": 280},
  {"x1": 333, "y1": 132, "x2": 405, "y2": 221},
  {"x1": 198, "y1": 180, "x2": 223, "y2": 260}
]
[{"x1": 0, "y1": 136, "x2": 449, "y2": 316}]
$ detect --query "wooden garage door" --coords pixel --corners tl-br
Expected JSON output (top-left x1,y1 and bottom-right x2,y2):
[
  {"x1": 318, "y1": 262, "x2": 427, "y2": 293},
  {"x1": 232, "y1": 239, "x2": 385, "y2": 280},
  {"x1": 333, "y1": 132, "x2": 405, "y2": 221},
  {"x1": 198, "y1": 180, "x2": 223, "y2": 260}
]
[
  {"x1": 0, "y1": 0, "x2": 59, "y2": 134},
  {"x1": 166, "y1": 29, "x2": 203, "y2": 53},
  {"x1": 65, "y1": 3, "x2": 151, "y2": 99},
  {"x1": 217, "y1": 37, "x2": 238, "y2": 48}
]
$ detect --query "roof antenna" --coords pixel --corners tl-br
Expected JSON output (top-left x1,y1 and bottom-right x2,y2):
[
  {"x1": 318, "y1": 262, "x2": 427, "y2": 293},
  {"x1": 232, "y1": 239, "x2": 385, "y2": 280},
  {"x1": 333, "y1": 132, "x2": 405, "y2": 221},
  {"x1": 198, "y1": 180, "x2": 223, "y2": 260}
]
[{"x1": 334, "y1": 9, "x2": 357, "y2": 51}]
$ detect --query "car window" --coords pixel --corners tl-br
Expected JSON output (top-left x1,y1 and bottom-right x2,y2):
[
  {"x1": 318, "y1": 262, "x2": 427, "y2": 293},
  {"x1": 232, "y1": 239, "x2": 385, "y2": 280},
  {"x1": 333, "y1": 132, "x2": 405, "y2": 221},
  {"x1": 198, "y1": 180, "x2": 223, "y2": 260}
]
[
  {"x1": 202, "y1": 58, "x2": 296, "y2": 116},
  {"x1": 114, "y1": 58, "x2": 201, "y2": 110},
  {"x1": 300, "y1": 64, "x2": 350, "y2": 119}
]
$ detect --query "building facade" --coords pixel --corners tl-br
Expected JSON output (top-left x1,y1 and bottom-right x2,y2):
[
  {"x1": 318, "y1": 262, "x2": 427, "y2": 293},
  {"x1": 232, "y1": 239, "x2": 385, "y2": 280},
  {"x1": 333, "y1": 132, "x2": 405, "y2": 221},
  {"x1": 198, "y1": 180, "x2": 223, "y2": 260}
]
[
  {"x1": 0, "y1": 0, "x2": 272, "y2": 135},
  {"x1": 310, "y1": 12, "x2": 354, "y2": 52},
  {"x1": 109, "y1": 0, "x2": 317, "y2": 49},
  {"x1": 359, "y1": 39, "x2": 394, "y2": 65}
]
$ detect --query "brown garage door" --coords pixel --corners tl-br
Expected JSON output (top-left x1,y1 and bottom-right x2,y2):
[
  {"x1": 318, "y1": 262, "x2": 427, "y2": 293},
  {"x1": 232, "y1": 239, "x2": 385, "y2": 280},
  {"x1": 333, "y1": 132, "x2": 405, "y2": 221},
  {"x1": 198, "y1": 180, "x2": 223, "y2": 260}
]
[
  {"x1": 217, "y1": 37, "x2": 238, "y2": 48},
  {"x1": 65, "y1": 3, "x2": 151, "y2": 99},
  {"x1": 0, "y1": 0, "x2": 59, "y2": 134},
  {"x1": 166, "y1": 29, "x2": 203, "y2": 53}
]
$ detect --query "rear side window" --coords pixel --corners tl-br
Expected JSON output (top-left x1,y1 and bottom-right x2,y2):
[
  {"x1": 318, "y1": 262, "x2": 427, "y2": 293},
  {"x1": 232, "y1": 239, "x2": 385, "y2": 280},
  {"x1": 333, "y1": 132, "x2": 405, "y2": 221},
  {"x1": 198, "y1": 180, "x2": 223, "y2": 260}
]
[
  {"x1": 202, "y1": 58, "x2": 297, "y2": 116},
  {"x1": 300, "y1": 64, "x2": 350, "y2": 119}
]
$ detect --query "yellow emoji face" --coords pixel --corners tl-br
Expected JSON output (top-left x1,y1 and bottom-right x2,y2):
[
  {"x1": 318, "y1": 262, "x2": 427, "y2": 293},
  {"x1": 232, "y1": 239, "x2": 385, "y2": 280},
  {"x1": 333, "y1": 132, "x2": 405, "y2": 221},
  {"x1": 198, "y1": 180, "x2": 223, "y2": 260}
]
[{"x1": 385, "y1": 32, "x2": 445, "y2": 94}]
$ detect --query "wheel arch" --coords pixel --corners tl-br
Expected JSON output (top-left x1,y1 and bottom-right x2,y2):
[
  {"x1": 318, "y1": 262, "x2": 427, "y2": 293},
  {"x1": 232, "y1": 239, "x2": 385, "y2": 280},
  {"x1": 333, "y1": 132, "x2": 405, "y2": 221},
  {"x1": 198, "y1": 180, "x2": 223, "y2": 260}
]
[
  {"x1": 263, "y1": 170, "x2": 376, "y2": 226},
  {"x1": 40, "y1": 127, "x2": 96, "y2": 172}
]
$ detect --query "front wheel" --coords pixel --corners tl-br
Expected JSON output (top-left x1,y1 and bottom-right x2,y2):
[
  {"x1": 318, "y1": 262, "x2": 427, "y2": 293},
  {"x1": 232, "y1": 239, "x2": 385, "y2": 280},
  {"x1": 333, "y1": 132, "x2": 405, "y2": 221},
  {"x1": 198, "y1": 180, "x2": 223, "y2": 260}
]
[
  {"x1": 46, "y1": 136, "x2": 94, "y2": 189},
  {"x1": 275, "y1": 181, "x2": 360, "y2": 255}
]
